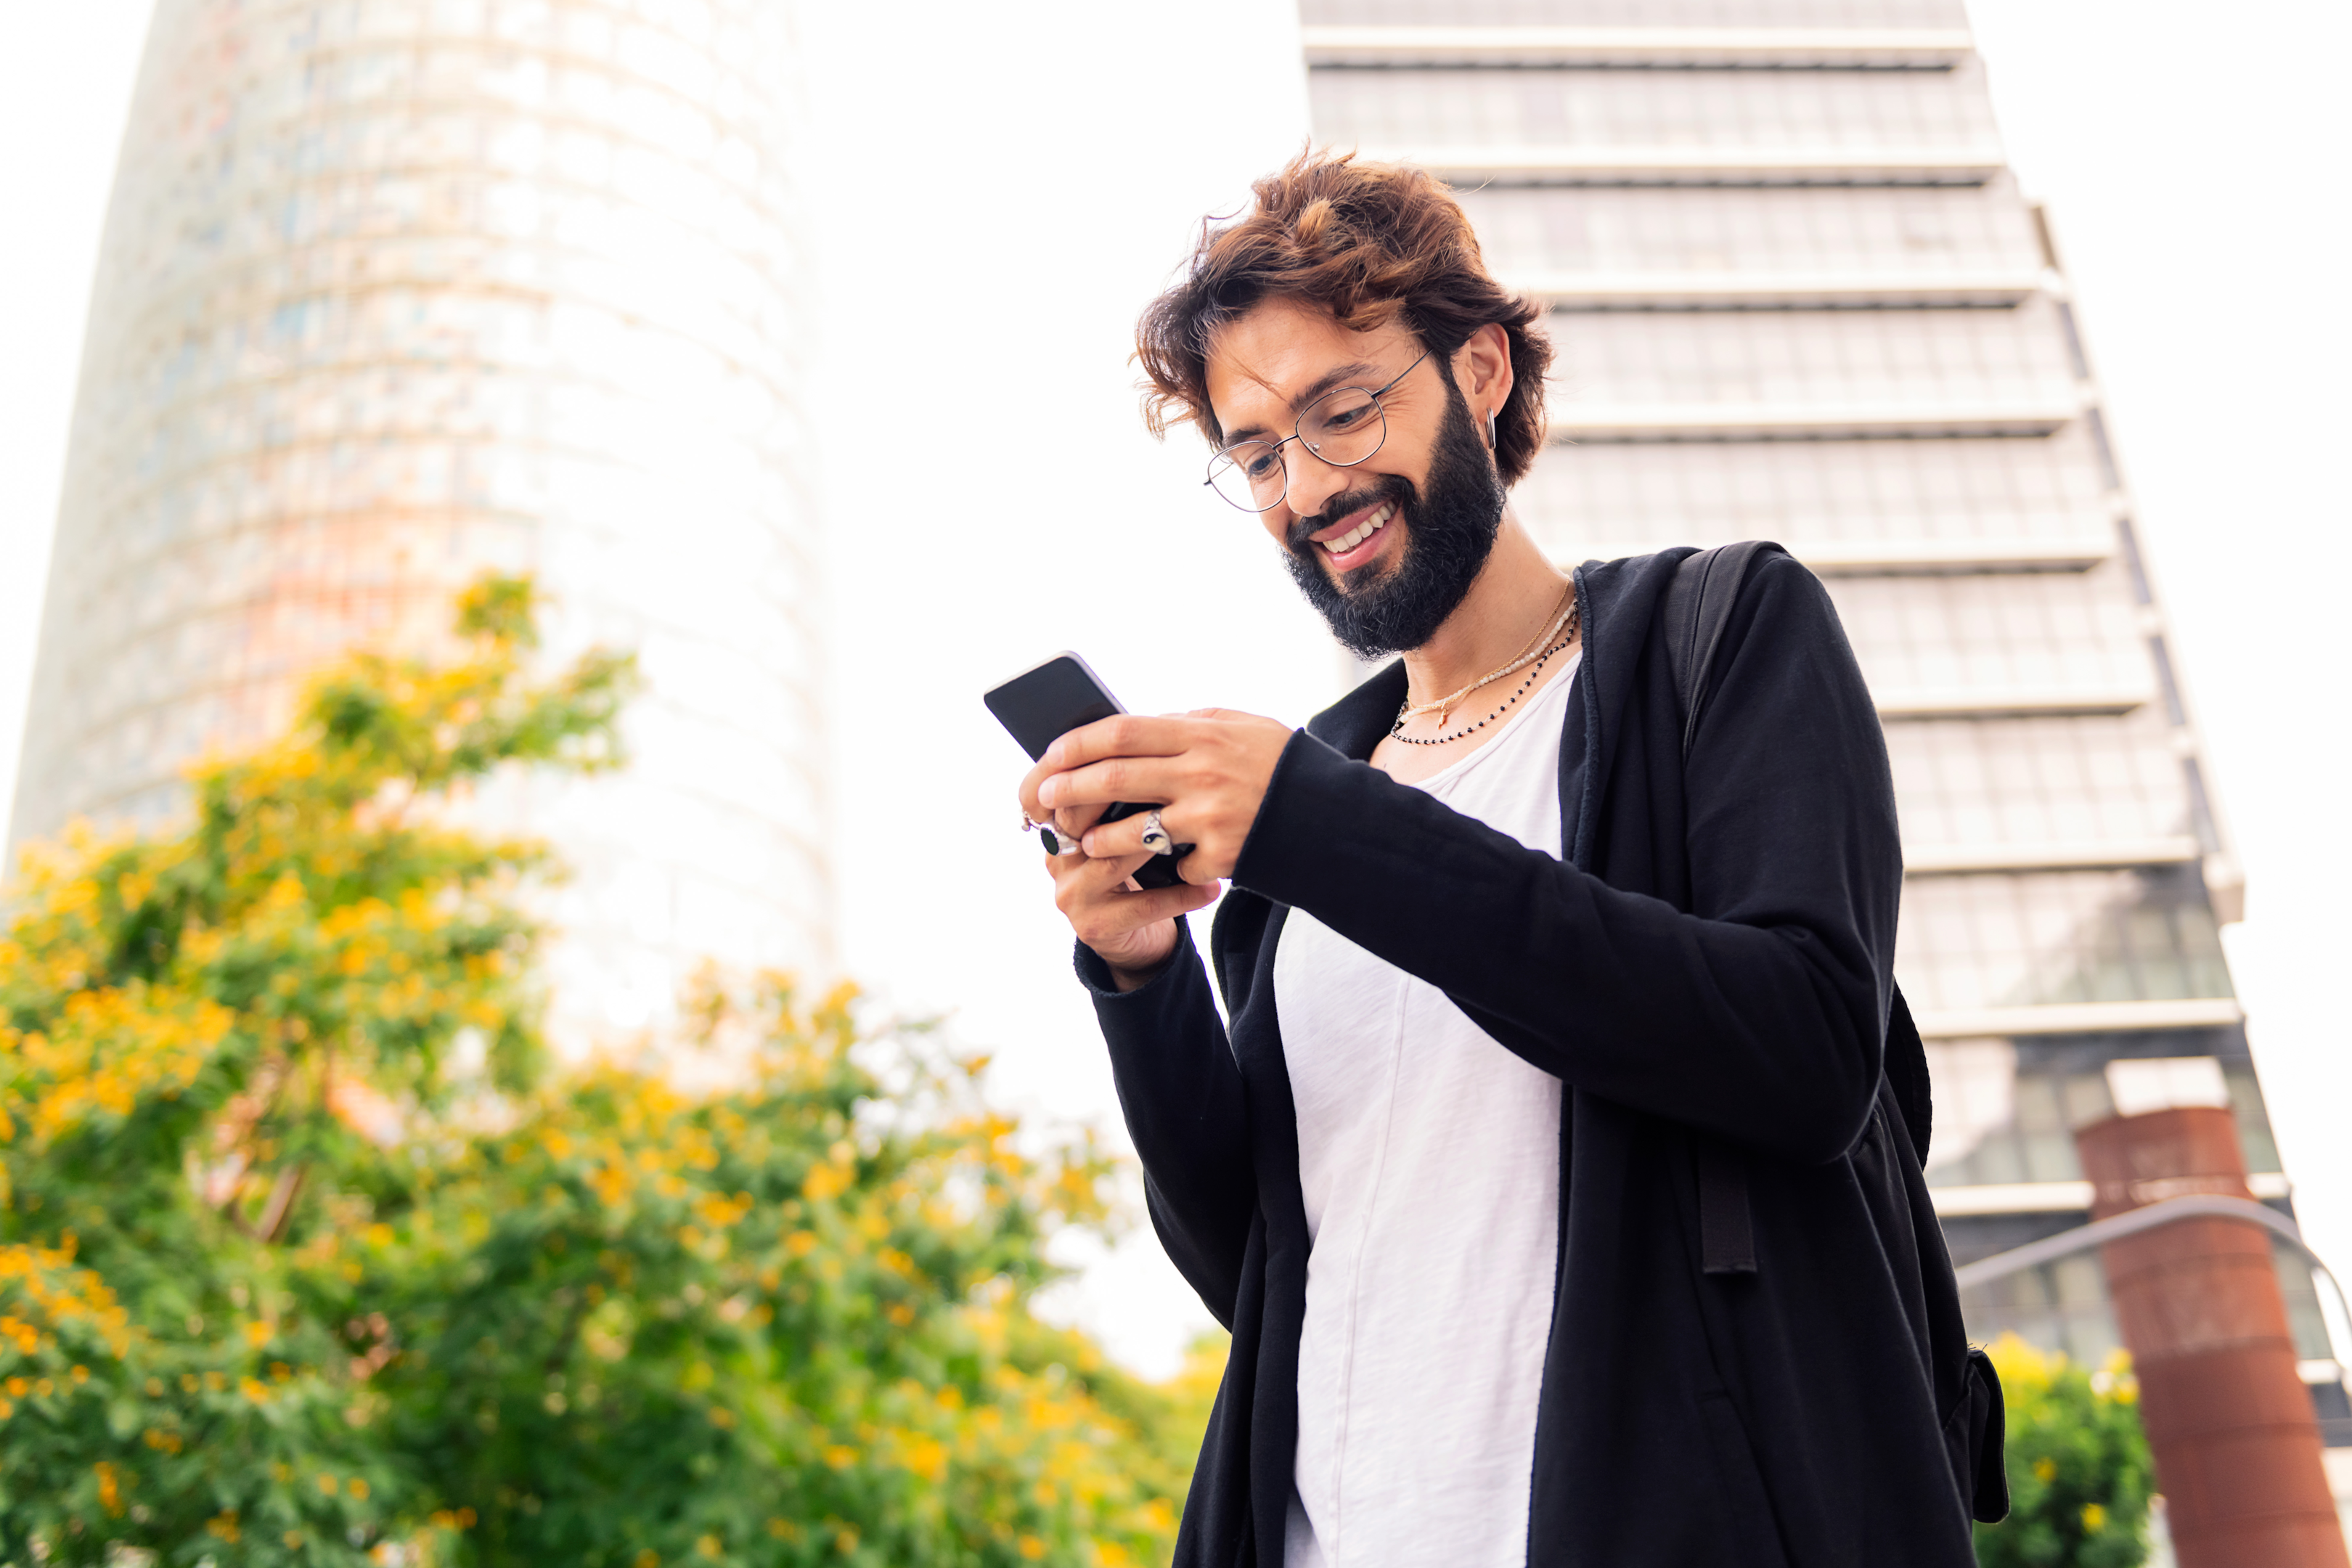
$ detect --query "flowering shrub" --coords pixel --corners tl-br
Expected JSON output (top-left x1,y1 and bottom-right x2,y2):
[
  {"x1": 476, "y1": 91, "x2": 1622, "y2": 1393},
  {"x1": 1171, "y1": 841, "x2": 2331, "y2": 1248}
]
[
  {"x1": 1972, "y1": 1333, "x2": 2155, "y2": 1568},
  {"x1": 0, "y1": 578, "x2": 1198, "y2": 1566}
]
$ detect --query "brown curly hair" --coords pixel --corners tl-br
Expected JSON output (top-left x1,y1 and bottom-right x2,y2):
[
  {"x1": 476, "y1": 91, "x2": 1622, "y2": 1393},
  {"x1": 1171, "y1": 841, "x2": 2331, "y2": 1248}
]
[{"x1": 1135, "y1": 148, "x2": 1553, "y2": 488}]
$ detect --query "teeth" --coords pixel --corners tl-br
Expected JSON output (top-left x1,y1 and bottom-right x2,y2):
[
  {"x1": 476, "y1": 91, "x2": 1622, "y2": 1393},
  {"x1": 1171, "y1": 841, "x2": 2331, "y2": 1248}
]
[{"x1": 1323, "y1": 501, "x2": 1395, "y2": 555}]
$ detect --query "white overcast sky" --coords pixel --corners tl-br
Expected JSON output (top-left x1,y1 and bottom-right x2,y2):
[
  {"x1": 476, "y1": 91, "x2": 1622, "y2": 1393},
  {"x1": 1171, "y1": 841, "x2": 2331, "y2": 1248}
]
[{"x1": 3, "y1": 1, "x2": 2345, "y2": 1379}]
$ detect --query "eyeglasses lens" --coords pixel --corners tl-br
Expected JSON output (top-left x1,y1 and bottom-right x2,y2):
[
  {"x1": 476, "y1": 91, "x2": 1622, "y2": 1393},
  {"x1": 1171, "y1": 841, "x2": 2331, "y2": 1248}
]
[
  {"x1": 1208, "y1": 443, "x2": 1286, "y2": 512},
  {"x1": 1204, "y1": 388, "x2": 1389, "y2": 513},
  {"x1": 1301, "y1": 387, "x2": 1384, "y2": 466}
]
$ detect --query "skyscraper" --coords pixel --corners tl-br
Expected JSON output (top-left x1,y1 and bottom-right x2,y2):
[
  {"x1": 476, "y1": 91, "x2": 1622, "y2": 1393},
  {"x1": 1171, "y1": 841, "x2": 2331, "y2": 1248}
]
[
  {"x1": 1300, "y1": 0, "x2": 2344, "y2": 1432},
  {"x1": 10, "y1": 0, "x2": 829, "y2": 1040}
]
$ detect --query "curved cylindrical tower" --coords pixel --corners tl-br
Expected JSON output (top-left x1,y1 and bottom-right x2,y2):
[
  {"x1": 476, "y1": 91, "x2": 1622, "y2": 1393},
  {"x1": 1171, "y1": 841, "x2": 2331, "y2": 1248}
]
[{"x1": 10, "y1": 0, "x2": 828, "y2": 1040}]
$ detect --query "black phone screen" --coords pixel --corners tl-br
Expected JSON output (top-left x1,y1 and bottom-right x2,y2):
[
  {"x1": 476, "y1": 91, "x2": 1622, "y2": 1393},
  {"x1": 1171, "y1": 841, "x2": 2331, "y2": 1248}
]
[
  {"x1": 983, "y1": 652, "x2": 1124, "y2": 761},
  {"x1": 983, "y1": 652, "x2": 1190, "y2": 889}
]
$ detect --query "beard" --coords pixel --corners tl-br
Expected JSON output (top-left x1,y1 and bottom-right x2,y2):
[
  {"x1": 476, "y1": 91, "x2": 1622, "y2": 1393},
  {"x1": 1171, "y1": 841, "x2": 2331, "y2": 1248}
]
[{"x1": 1279, "y1": 375, "x2": 1507, "y2": 660}]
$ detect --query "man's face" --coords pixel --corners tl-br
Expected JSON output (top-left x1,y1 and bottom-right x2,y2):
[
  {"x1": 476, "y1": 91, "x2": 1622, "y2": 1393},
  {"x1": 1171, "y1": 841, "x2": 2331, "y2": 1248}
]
[{"x1": 1204, "y1": 298, "x2": 1505, "y2": 658}]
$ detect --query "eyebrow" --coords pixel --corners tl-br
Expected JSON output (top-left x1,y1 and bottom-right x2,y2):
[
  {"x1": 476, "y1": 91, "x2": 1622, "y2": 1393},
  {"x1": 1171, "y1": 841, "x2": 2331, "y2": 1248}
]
[{"x1": 1220, "y1": 360, "x2": 1388, "y2": 445}]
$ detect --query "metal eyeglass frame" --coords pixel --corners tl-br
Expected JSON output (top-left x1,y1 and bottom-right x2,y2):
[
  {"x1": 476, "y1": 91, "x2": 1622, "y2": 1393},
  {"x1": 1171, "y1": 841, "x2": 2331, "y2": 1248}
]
[{"x1": 1201, "y1": 348, "x2": 1431, "y2": 513}]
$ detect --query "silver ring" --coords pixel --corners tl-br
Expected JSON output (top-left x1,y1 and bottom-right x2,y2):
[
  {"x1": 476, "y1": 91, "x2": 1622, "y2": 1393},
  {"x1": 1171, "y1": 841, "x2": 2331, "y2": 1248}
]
[{"x1": 1139, "y1": 809, "x2": 1175, "y2": 856}]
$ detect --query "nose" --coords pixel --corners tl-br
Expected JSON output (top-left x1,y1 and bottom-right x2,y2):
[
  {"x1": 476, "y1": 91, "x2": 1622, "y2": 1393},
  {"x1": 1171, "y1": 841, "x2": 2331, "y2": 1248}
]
[{"x1": 1278, "y1": 439, "x2": 1352, "y2": 527}]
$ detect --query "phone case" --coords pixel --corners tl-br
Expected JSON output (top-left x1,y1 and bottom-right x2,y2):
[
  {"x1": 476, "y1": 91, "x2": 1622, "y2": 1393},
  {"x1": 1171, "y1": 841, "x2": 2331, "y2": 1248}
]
[{"x1": 983, "y1": 652, "x2": 1193, "y2": 889}]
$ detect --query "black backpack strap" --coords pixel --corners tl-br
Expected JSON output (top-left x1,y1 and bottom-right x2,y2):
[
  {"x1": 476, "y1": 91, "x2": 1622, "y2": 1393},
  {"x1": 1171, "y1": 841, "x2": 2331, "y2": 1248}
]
[
  {"x1": 1662, "y1": 540, "x2": 1771, "y2": 759},
  {"x1": 1885, "y1": 982, "x2": 1933, "y2": 1165},
  {"x1": 1663, "y1": 543, "x2": 1771, "y2": 1275}
]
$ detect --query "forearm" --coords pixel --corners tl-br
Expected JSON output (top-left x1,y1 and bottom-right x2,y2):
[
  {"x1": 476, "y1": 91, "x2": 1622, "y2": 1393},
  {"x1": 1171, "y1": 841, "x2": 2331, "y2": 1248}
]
[{"x1": 1076, "y1": 918, "x2": 1256, "y2": 1319}]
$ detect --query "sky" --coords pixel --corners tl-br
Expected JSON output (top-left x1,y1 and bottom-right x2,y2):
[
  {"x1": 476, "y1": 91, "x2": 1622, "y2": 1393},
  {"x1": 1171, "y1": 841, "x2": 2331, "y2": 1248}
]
[{"x1": 2, "y1": 0, "x2": 2346, "y2": 1380}]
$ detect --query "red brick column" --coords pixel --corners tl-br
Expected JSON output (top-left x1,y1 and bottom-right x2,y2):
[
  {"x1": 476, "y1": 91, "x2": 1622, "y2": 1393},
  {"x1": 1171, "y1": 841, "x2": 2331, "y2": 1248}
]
[{"x1": 2073, "y1": 1106, "x2": 2346, "y2": 1568}]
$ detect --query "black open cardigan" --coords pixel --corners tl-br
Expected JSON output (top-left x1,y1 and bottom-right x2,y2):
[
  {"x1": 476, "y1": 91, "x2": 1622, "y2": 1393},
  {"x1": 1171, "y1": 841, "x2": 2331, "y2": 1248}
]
[{"x1": 1077, "y1": 547, "x2": 1981, "y2": 1566}]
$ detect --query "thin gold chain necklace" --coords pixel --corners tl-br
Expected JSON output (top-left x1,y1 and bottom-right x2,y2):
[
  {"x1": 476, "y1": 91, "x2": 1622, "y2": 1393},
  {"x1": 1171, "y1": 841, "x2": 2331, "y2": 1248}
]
[
  {"x1": 1396, "y1": 582, "x2": 1577, "y2": 725},
  {"x1": 1389, "y1": 614, "x2": 1580, "y2": 748}
]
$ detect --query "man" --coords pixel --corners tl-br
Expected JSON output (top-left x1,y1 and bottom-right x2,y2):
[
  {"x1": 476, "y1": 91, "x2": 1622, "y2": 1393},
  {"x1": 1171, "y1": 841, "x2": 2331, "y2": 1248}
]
[{"x1": 1018, "y1": 152, "x2": 2002, "y2": 1566}]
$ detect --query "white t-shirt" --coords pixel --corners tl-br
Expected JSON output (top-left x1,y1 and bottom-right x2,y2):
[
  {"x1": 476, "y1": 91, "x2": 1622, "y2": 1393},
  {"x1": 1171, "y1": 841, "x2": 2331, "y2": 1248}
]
[{"x1": 1275, "y1": 653, "x2": 1579, "y2": 1568}]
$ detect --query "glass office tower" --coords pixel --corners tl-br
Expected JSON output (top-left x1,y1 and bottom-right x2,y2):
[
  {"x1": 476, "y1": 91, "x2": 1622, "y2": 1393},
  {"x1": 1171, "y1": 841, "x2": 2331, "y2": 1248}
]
[
  {"x1": 1300, "y1": 0, "x2": 2344, "y2": 1429},
  {"x1": 10, "y1": 0, "x2": 828, "y2": 1043}
]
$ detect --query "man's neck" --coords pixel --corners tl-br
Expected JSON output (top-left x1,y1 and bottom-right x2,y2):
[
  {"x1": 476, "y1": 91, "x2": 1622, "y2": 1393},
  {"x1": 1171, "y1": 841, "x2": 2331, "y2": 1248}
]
[{"x1": 1398, "y1": 514, "x2": 1575, "y2": 707}]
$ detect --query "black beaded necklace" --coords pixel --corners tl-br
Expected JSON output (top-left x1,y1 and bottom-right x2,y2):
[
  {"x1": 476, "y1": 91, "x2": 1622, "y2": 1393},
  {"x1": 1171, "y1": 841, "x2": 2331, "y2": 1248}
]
[{"x1": 1389, "y1": 624, "x2": 1580, "y2": 748}]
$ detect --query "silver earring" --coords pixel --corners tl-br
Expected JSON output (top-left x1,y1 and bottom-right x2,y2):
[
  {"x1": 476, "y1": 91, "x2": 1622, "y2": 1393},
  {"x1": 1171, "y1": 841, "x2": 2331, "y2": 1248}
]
[{"x1": 1487, "y1": 407, "x2": 1499, "y2": 451}]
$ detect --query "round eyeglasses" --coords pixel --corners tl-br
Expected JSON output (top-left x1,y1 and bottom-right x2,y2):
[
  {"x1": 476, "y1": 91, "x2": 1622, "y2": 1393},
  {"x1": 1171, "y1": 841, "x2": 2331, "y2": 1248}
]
[{"x1": 1203, "y1": 350, "x2": 1429, "y2": 513}]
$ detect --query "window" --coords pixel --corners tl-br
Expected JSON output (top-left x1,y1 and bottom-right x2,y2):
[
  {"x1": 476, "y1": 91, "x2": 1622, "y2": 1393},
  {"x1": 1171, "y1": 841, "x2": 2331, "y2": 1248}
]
[
  {"x1": 1310, "y1": 61, "x2": 1996, "y2": 152},
  {"x1": 1514, "y1": 428, "x2": 2110, "y2": 555},
  {"x1": 1458, "y1": 181, "x2": 2042, "y2": 280},
  {"x1": 1302, "y1": 0, "x2": 1969, "y2": 30},
  {"x1": 1545, "y1": 297, "x2": 2075, "y2": 412},
  {"x1": 1825, "y1": 563, "x2": 2151, "y2": 699},
  {"x1": 1894, "y1": 865, "x2": 2233, "y2": 1014},
  {"x1": 1887, "y1": 708, "x2": 2193, "y2": 851}
]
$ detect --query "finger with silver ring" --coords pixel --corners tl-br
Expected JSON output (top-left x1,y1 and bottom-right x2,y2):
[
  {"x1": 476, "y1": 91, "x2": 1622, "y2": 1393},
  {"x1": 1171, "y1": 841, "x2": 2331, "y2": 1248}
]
[
  {"x1": 1025, "y1": 812, "x2": 1085, "y2": 857},
  {"x1": 1139, "y1": 809, "x2": 1175, "y2": 856}
]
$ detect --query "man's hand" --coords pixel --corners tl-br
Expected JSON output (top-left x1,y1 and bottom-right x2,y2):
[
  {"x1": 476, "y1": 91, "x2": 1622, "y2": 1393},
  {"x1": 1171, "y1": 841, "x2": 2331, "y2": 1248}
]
[
  {"x1": 1026, "y1": 710, "x2": 1293, "y2": 883},
  {"x1": 1017, "y1": 709, "x2": 1293, "y2": 990}
]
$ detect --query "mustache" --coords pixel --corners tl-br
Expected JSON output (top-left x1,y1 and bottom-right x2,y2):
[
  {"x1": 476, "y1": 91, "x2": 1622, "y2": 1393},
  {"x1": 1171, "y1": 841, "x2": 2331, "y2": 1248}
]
[{"x1": 1286, "y1": 475, "x2": 1413, "y2": 552}]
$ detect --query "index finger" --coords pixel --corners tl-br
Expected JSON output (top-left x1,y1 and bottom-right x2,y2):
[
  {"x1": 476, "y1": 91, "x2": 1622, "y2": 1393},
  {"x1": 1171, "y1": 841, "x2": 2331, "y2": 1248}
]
[
  {"x1": 1017, "y1": 761, "x2": 1110, "y2": 838},
  {"x1": 1040, "y1": 714, "x2": 1194, "y2": 772}
]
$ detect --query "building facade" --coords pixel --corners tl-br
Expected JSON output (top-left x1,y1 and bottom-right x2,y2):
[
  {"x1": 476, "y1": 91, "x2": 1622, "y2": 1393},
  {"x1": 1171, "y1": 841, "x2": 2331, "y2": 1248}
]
[
  {"x1": 10, "y1": 0, "x2": 830, "y2": 1041},
  {"x1": 1299, "y1": 0, "x2": 2345, "y2": 1431}
]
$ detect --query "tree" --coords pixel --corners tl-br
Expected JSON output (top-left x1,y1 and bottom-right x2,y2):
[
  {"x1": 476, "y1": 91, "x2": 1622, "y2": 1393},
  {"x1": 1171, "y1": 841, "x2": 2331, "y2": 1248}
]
[
  {"x1": 1973, "y1": 1333, "x2": 2156, "y2": 1568},
  {"x1": 0, "y1": 576, "x2": 1198, "y2": 1566}
]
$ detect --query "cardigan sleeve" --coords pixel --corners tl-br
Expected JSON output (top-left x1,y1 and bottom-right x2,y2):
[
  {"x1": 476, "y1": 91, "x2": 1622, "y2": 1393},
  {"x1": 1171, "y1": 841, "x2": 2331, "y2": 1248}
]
[
  {"x1": 1075, "y1": 917, "x2": 1257, "y2": 1326},
  {"x1": 1232, "y1": 555, "x2": 1900, "y2": 1167}
]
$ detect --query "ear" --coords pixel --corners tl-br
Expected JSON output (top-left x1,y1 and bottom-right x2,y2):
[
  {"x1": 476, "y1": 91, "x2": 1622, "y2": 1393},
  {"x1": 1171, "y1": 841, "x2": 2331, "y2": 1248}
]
[{"x1": 1452, "y1": 322, "x2": 1514, "y2": 422}]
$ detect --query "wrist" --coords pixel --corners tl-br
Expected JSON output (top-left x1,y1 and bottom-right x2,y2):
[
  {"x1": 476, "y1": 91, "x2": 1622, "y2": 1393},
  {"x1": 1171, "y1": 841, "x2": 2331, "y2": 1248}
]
[{"x1": 1103, "y1": 947, "x2": 1176, "y2": 993}]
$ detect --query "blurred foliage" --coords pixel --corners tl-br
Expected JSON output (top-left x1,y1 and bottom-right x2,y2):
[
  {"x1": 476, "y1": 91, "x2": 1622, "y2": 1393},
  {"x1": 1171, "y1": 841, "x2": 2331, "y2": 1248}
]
[
  {"x1": 1973, "y1": 1333, "x2": 2155, "y2": 1568},
  {"x1": 0, "y1": 576, "x2": 1206, "y2": 1567}
]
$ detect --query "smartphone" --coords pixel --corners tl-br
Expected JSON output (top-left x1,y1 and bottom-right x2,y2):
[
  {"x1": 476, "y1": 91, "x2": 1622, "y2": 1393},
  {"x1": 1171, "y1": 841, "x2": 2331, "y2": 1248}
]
[{"x1": 984, "y1": 652, "x2": 1192, "y2": 889}]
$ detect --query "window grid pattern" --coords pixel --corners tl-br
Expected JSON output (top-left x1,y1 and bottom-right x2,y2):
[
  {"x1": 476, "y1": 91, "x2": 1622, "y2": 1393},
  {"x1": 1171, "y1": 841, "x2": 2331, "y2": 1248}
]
[
  {"x1": 1959, "y1": 1256, "x2": 2122, "y2": 1369},
  {"x1": 1458, "y1": 183, "x2": 2041, "y2": 280},
  {"x1": 1886, "y1": 709, "x2": 2192, "y2": 852},
  {"x1": 12, "y1": 0, "x2": 830, "y2": 1045},
  {"x1": 1824, "y1": 563, "x2": 2151, "y2": 699},
  {"x1": 1893, "y1": 867, "x2": 2232, "y2": 1014},
  {"x1": 1548, "y1": 298, "x2": 2075, "y2": 412},
  {"x1": 1517, "y1": 430, "x2": 2110, "y2": 555},
  {"x1": 1956, "y1": 1244, "x2": 2330, "y2": 1370},
  {"x1": 1311, "y1": 62, "x2": 1997, "y2": 152},
  {"x1": 1924, "y1": 1047, "x2": 2280, "y2": 1188},
  {"x1": 1303, "y1": 0, "x2": 1968, "y2": 23}
]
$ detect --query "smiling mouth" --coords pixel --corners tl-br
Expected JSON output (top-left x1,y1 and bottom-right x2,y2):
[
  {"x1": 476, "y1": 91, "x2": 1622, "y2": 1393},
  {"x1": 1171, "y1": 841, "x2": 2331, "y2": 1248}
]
[{"x1": 1319, "y1": 499, "x2": 1396, "y2": 556}]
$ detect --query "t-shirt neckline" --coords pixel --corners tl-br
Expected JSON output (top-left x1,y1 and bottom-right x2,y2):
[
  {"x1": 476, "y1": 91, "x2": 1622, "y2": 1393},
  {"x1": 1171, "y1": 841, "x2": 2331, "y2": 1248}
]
[{"x1": 1405, "y1": 646, "x2": 1581, "y2": 795}]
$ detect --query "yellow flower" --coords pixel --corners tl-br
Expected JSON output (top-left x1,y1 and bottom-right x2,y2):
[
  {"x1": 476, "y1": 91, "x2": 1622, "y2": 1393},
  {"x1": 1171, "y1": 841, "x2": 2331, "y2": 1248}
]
[
  {"x1": 1018, "y1": 1535, "x2": 1046, "y2": 1560},
  {"x1": 695, "y1": 1536, "x2": 722, "y2": 1559},
  {"x1": 634, "y1": 1551, "x2": 658, "y2": 1568},
  {"x1": 2082, "y1": 1503, "x2": 2108, "y2": 1533},
  {"x1": 2032, "y1": 1457, "x2": 2056, "y2": 1483}
]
